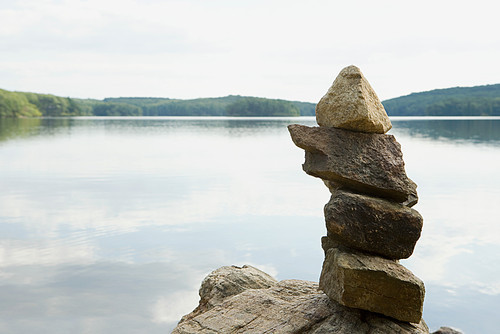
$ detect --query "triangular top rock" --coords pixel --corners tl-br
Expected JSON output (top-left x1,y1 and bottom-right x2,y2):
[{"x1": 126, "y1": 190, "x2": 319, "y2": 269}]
[{"x1": 315, "y1": 65, "x2": 392, "y2": 134}]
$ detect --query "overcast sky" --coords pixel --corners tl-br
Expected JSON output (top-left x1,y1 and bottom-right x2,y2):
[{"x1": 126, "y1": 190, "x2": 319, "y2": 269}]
[{"x1": 1, "y1": 0, "x2": 499, "y2": 102}]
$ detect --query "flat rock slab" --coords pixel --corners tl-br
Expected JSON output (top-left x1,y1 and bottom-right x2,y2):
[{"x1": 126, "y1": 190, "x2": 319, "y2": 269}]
[
  {"x1": 288, "y1": 124, "x2": 417, "y2": 203},
  {"x1": 324, "y1": 189, "x2": 423, "y2": 259},
  {"x1": 174, "y1": 266, "x2": 429, "y2": 333},
  {"x1": 319, "y1": 248, "x2": 425, "y2": 323},
  {"x1": 315, "y1": 65, "x2": 392, "y2": 134}
]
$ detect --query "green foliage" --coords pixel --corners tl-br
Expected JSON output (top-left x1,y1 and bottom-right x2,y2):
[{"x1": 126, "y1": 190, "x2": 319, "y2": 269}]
[
  {"x1": 0, "y1": 89, "x2": 41, "y2": 117},
  {"x1": 4, "y1": 83, "x2": 500, "y2": 118},
  {"x1": 226, "y1": 97, "x2": 300, "y2": 116},
  {"x1": 24, "y1": 92, "x2": 86, "y2": 116},
  {"x1": 0, "y1": 89, "x2": 89, "y2": 117},
  {"x1": 141, "y1": 99, "x2": 228, "y2": 116},
  {"x1": 290, "y1": 100, "x2": 316, "y2": 116},
  {"x1": 103, "y1": 97, "x2": 176, "y2": 106},
  {"x1": 383, "y1": 84, "x2": 500, "y2": 116},
  {"x1": 102, "y1": 95, "x2": 308, "y2": 117},
  {"x1": 92, "y1": 102, "x2": 142, "y2": 116},
  {"x1": 0, "y1": 88, "x2": 315, "y2": 117}
]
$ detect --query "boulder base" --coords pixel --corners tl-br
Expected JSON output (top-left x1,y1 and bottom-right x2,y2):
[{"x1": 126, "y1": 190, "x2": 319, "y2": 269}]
[
  {"x1": 315, "y1": 65, "x2": 392, "y2": 134},
  {"x1": 174, "y1": 265, "x2": 429, "y2": 334},
  {"x1": 324, "y1": 189, "x2": 423, "y2": 259},
  {"x1": 319, "y1": 248, "x2": 425, "y2": 323},
  {"x1": 288, "y1": 124, "x2": 417, "y2": 203}
]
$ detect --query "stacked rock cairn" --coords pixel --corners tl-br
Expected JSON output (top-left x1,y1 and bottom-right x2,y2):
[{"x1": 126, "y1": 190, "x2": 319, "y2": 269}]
[{"x1": 288, "y1": 65, "x2": 425, "y2": 324}]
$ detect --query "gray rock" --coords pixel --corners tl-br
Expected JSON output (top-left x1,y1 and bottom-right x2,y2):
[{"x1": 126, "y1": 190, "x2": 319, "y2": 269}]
[
  {"x1": 288, "y1": 124, "x2": 417, "y2": 203},
  {"x1": 319, "y1": 248, "x2": 425, "y2": 323},
  {"x1": 315, "y1": 65, "x2": 392, "y2": 134},
  {"x1": 180, "y1": 265, "x2": 277, "y2": 321},
  {"x1": 324, "y1": 188, "x2": 423, "y2": 259},
  {"x1": 173, "y1": 266, "x2": 429, "y2": 333},
  {"x1": 431, "y1": 327, "x2": 463, "y2": 334}
]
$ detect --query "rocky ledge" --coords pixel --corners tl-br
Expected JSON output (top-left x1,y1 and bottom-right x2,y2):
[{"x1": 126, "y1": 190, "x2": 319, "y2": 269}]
[{"x1": 172, "y1": 265, "x2": 460, "y2": 334}]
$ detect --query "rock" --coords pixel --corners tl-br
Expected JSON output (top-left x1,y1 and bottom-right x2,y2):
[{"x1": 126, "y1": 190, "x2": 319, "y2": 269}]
[
  {"x1": 431, "y1": 327, "x2": 463, "y2": 334},
  {"x1": 173, "y1": 265, "x2": 429, "y2": 334},
  {"x1": 180, "y1": 265, "x2": 277, "y2": 321},
  {"x1": 315, "y1": 65, "x2": 392, "y2": 134},
  {"x1": 288, "y1": 124, "x2": 417, "y2": 203},
  {"x1": 324, "y1": 179, "x2": 418, "y2": 208},
  {"x1": 321, "y1": 235, "x2": 340, "y2": 255},
  {"x1": 319, "y1": 248, "x2": 425, "y2": 323},
  {"x1": 324, "y1": 188, "x2": 423, "y2": 259}
]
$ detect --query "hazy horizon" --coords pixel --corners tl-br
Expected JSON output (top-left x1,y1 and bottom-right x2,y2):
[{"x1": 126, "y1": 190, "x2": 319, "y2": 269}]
[{"x1": 1, "y1": 1, "x2": 499, "y2": 102}]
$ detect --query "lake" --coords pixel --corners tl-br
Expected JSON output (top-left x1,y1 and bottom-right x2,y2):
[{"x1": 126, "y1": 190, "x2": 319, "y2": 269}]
[{"x1": 0, "y1": 116, "x2": 499, "y2": 333}]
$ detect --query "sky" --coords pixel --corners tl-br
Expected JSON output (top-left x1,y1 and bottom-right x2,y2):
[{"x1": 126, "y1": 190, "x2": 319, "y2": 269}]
[{"x1": 0, "y1": 0, "x2": 499, "y2": 102}]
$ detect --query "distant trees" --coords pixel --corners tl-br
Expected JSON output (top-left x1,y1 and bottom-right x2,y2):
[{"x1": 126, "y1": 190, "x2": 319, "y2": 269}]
[
  {"x1": 0, "y1": 89, "x2": 41, "y2": 117},
  {"x1": 0, "y1": 90, "x2": 314, "y2": 118},
  {"x1": 93, "y1": 102, "x2": 142, "y2": 116},
  {"x1": 0, "y1": 89, "x2": 89, "y2": 117},
  {"x1": 383, "y1": 84, "x2": 500, "y2": 116},
  {"x1": 23, "y1": 93, "x2": 87, "y2": 116},
  {"x1": 226, "y1": 97, "x2": 300, "y2": 116},
  {"x1": 423, "y1": 97, "x2": 500, "y2": 116},
  {"x1": 141, "y1": 100, "x2": 227, "y2": 116},
  {"x1": 3, "y1": 83, "x2": 500, "y2": 118}
]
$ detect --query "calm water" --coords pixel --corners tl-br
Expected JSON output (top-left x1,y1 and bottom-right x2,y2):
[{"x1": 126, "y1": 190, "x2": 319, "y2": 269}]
[{"x1": 0, "y1": 116, "x2": 499, "y2": 333}]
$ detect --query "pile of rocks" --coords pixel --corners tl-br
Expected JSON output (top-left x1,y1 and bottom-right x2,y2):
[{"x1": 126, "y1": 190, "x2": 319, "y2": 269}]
[{"x1": 288, "y1": 65, "x2": 425, "y2": 323}]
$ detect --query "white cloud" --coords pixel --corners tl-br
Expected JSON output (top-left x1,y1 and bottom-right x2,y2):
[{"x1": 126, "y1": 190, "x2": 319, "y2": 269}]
[
  {"x1": 151, "y1": 290, "x2": 199, "y2": 324},
  {"x1": 0, "y1": 0, "x2": 499, "y2": 100},
  {"x1": 0, "y1": 239, "x2": 95, "y2": 268}
]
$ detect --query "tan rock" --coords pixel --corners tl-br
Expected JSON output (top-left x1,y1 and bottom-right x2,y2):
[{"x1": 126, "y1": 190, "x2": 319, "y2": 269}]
[
  {"x1": 316, "y1": 65, "x2": 392, "y2": 134},
  {"x1": 174, "y1": 265, "x2": 429, "y2": 333},
  {"x1": 198, "y1": 265, "x2": 276, "y2": 309},
  {"x1": 319, "y1": 248, "x2": 425, "y2": 323}
]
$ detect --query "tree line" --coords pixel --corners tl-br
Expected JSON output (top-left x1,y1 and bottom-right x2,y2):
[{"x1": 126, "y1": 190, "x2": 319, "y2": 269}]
[
  {"x1": 2, "y1": 83, "x2": 499, "y2": 118},
  {"x1": 0, "y1": 90, "x2": 313, "y2": 117},
  {"x1": 382, "y1": 84, "x2": 500, "y2": 116}
]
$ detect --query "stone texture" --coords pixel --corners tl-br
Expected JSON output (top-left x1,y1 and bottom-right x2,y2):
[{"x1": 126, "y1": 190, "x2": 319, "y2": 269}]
[
  {"x1": 315, "y1": 65, "x2": 392, "y2": 134},
  {"x1": 321, "y1": 235, "x2": 340, "y2": 255},
  {"x1": 324, "y1": 188, "x2": 423, "y2": 259},
  {"x1": 174, "y1": 265, "x2": 429, "y2": 334},
  {"x1": 182, "y1": 265, "x2": 277, "y2": 321},
  {"x1": 288, "y1": 124, "x2": 417, "y2": 203},
  {"x1": 431, "y1": 327, "x2": 463, "y2": 334},
  {"x1": 319, "y1": 248, "x2": 425, "y2": 323}
]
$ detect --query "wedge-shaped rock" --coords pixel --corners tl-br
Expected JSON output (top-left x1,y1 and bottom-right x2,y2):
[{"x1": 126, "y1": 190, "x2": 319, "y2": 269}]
[
  {"x1": 325, "y1": 189, "x2": 423, "y2": 259},
  {"x1": 316, "y1": 65, "x2": 392, "y2": 134},
  {"x1": 288, "y1": 124, "x2": 417, "y2": 203},
  {"x1": 319, "y1": 247, "x2": 425, "y2": 323}
]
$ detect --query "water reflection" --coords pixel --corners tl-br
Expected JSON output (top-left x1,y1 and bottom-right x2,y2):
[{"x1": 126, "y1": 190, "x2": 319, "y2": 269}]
[
  {"x1": 0, "y1": 117, "x2": 499, "y2": 333},
  {"x1": 0, "y1": 261, "x2": 204, "y2": 333},
  {"x1": 391, "y1": 117, "x2": 500, "y2": 145},
  {"x1": 0, "y1": 118, "x2": 41, "y2": 142}
]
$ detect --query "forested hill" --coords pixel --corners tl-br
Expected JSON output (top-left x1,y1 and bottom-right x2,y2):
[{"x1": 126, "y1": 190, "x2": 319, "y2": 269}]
[
  {"x1": 382, "y1": 84, "x2": 500, "y2": 116},
  {"x1": 102, "y1": 96, "x2": 316, "y2": 116},
  {"x1": 0, "y1": 90, "x2": 315, "y2": 117},
  {"x1": 2, "y1": 83, "x2": 500, "y2": 117}
]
